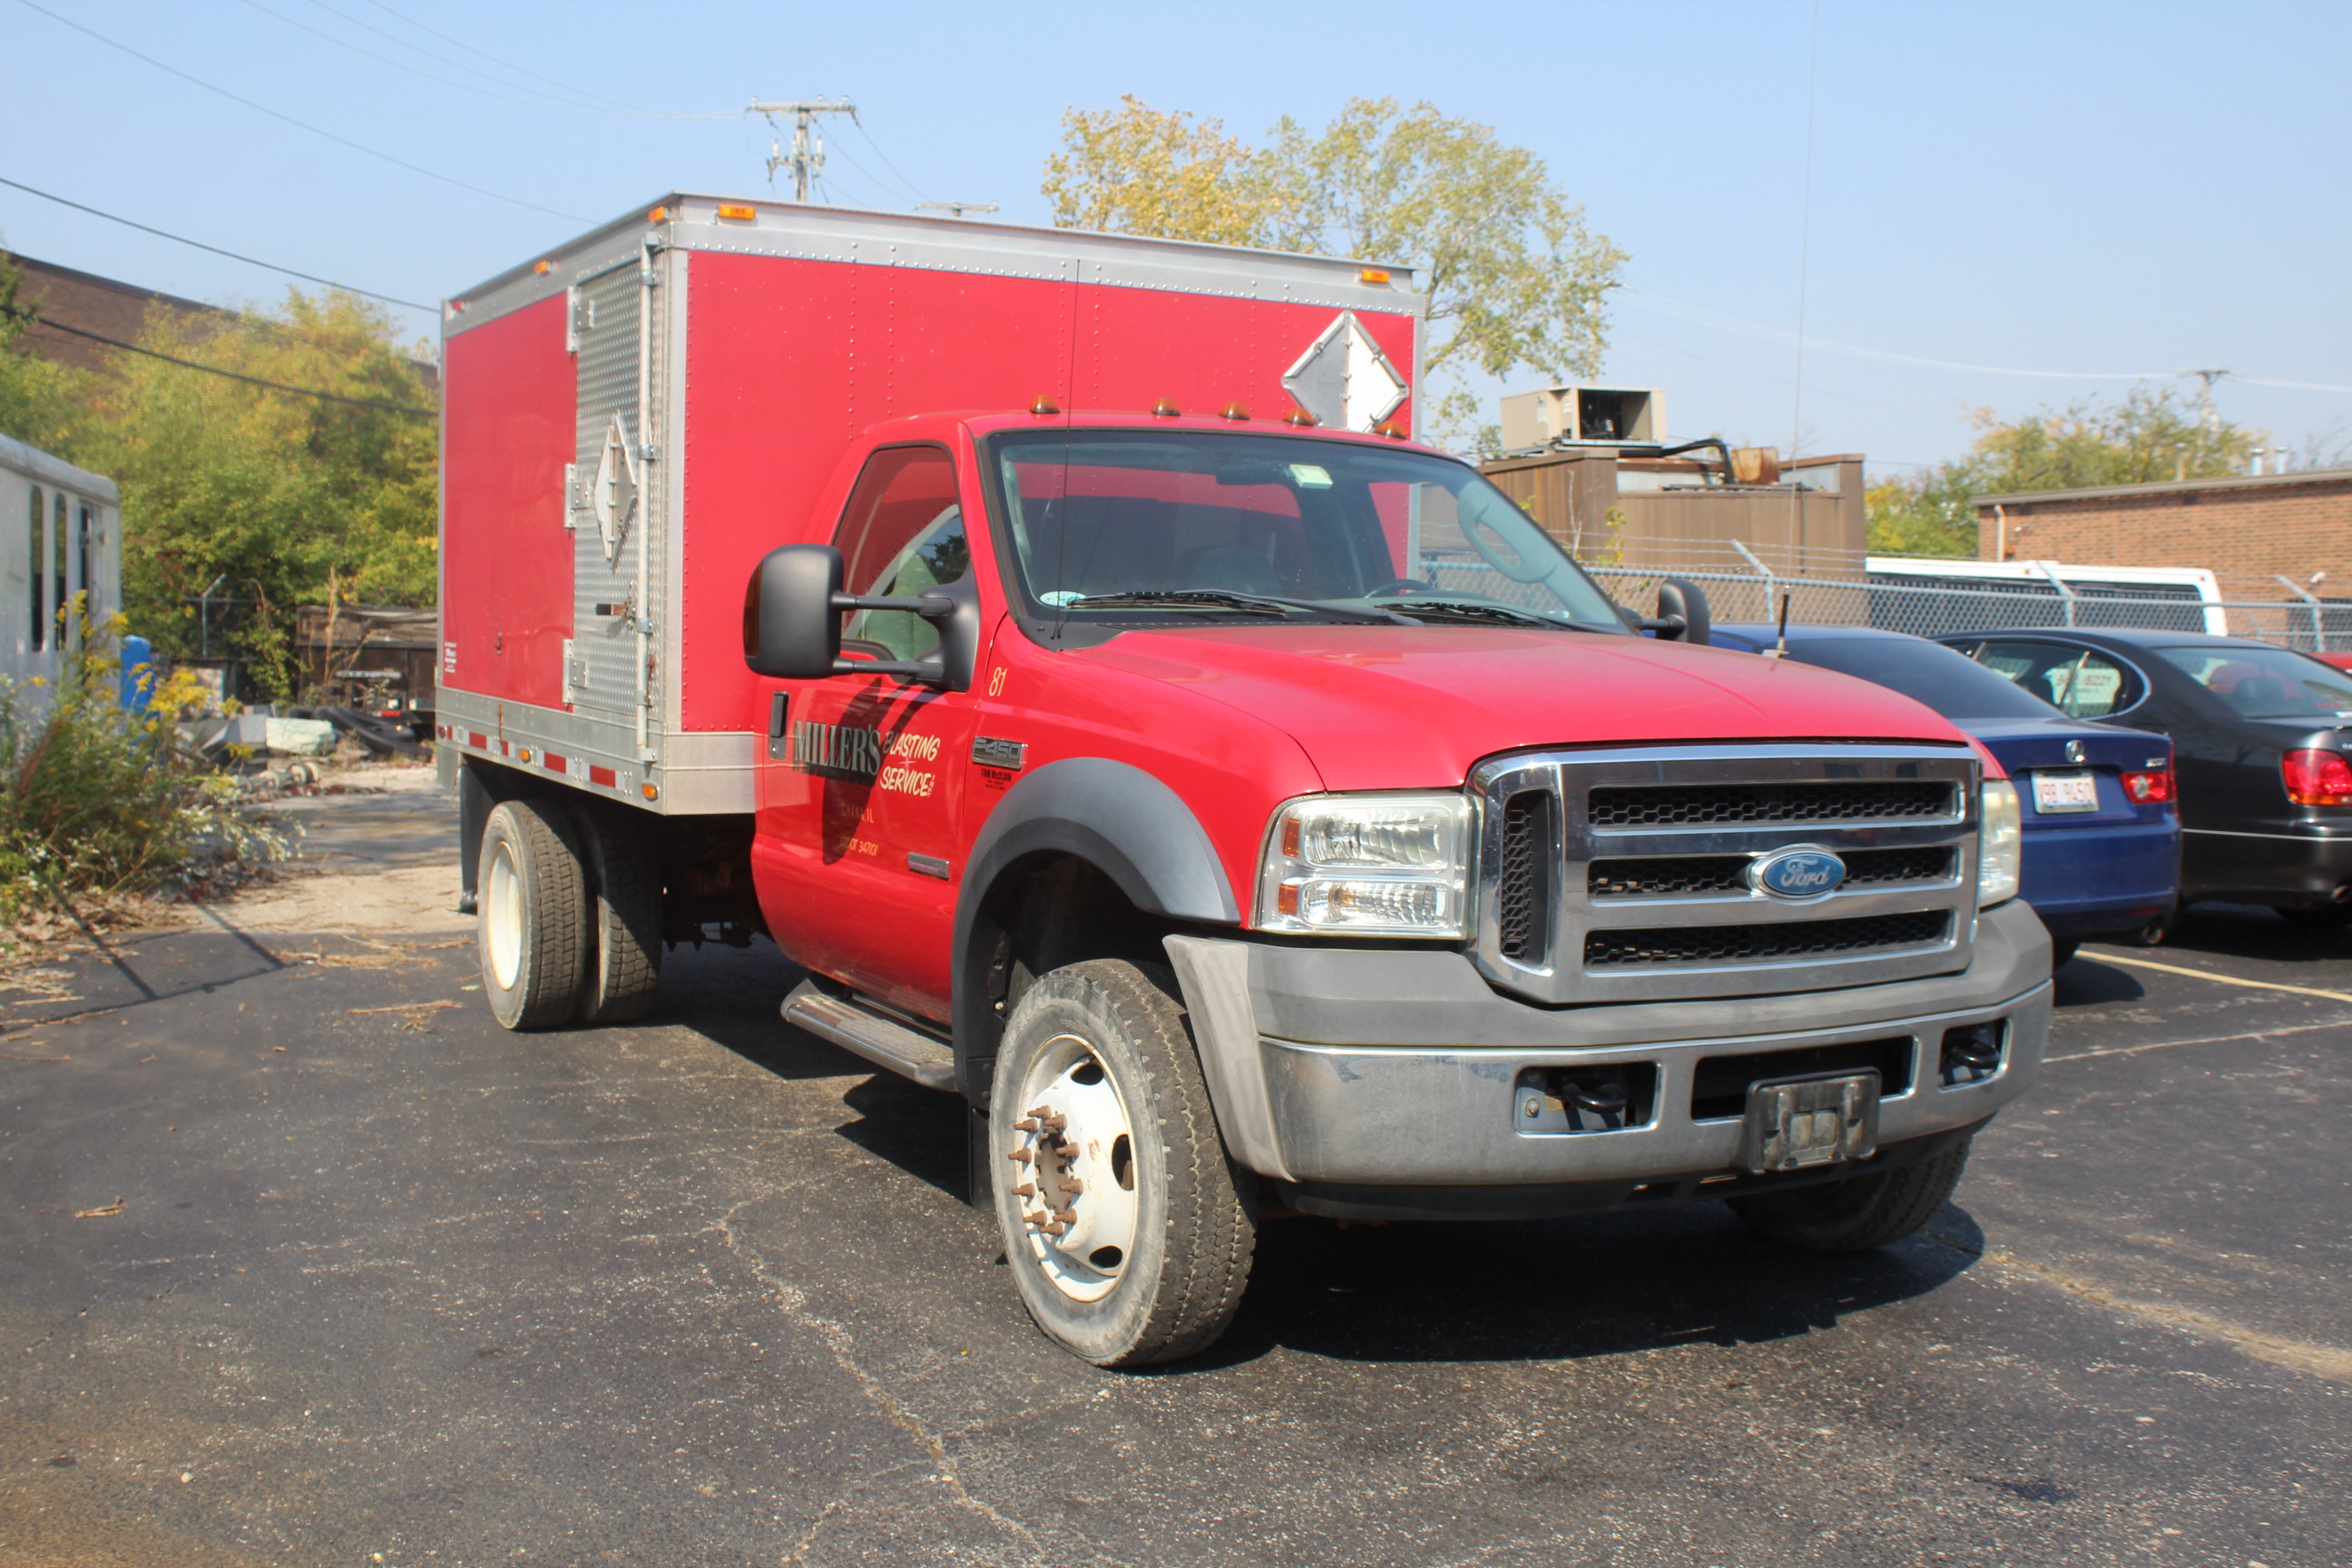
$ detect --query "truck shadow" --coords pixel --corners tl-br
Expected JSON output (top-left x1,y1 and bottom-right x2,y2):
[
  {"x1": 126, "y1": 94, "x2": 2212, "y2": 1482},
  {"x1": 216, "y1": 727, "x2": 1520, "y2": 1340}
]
[{"x1": 1198, "y1": 1200, "x2": 1984, "y2": 1369}]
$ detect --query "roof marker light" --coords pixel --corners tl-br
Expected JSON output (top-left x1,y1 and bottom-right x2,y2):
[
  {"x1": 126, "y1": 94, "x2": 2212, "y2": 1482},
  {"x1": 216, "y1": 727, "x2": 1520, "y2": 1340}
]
[
  {"x1": 1376, "y1": 419, "x2": 1408, "y2": 439},
  {"x1": 716, "y1": 203, "x2": 756, "y2": 221},
  {"x1": 1283, "y1": 407, "x2": 1318, "y2": 427},
  {"x1": 1030, "y1": 395, "x2": 1060, "y2": 416},
  {"x1": 1151, "y1": 397, "x2": 1181, "y2": 417},
  {"x1": 1359, "y1": 268, "x2": 1392, "y2": 284},
  {"x1": 533, "y1": 260, "x2": 552, "y2": 275},
  {"x1": 1219, "y1": 402, "x2": 1250, "y2": 421},
  {"x1": 647, "y1": 206, "x2": 668, "y2": 222}
]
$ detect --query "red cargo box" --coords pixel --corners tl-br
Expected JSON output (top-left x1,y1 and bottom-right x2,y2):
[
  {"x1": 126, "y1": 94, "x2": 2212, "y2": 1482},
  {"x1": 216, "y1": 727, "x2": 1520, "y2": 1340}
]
[{"x1": 436, "y1": 196, "x2": 1423, "y2": 812}]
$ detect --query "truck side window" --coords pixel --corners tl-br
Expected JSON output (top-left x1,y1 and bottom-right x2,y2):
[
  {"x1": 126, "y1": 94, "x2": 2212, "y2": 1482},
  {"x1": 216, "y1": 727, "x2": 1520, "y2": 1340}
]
[{"x1": 834, "y1": 446, "x2": 969, "y2": 662}]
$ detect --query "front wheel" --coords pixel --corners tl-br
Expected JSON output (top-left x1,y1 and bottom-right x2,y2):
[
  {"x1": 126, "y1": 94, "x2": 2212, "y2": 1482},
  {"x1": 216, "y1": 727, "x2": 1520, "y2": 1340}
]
[
  {"x1": 1728, "y1": 1140, "x2": 1970, "y2": 1253},
  {"x1": 989, "y1": 960, "x2": 1255, "y2": 1367}
]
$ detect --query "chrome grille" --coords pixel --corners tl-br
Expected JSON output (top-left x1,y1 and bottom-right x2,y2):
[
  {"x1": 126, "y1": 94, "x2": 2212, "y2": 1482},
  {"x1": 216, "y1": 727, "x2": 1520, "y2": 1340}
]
[
  {"x1": 1589, "y1": 845, "x2": 1955, "y2": 899},
  {"x1": 1494, "y1": 791, "x2": 1552, "y2": 961},
  {"x1": 1472, "y1": 744, "x2": 1980, "y2": 1004},
  {"x1": 1586, "y1": 779, "x2": 1955, "y2": 828},
  {"x1": 1586, "y1": 910, "x2": 1952, "y2": 968}
]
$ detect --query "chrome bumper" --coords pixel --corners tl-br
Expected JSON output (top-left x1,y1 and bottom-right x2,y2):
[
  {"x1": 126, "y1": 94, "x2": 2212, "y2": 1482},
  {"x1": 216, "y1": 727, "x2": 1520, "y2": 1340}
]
[{"x1": 1164, "y1": 897, "x2": 2051, "y2": 1193}]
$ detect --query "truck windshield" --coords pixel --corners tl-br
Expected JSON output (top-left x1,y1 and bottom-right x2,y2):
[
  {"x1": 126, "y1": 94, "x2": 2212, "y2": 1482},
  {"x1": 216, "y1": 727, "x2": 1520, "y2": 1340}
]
[{"x1": 984, "y1": 429, "x2": 1629, "y2": 635}]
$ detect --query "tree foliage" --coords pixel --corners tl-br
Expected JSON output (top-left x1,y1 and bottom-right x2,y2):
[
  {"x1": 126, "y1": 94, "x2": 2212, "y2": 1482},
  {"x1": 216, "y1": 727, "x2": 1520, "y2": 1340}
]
[
  {"x1": 1868, "y1": 384, "x2": 2268, "y2": 557},
  {"x1": 0, "y1": 264, "x2": 437, "y2": 696},
  {"x1": 1043, "y1": 96, "x2": 1625, "y2": 446},
  {"x1": 1042, "y1": 96, "x2": 1289, "y2": 248}
]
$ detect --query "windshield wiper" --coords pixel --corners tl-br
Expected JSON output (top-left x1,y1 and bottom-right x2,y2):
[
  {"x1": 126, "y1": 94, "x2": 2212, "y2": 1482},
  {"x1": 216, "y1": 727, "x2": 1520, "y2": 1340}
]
[
  {"x1": 1382, "y1": 599, "x2": 1584, "y2": 630},
  {"x1": 1065, "y1": 590, "x2": 1411, "y2": 624}
]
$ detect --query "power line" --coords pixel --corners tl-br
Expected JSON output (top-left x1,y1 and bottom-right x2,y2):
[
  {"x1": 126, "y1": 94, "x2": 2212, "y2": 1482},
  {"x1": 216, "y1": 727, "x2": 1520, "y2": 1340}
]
[
  {"x1": 3, "y1": 303, "x2": 434, "y2": 416},
  {"x1": 253, "y1": 0, "x2": 730, "y2": 120},
  {"x1": 14, "y1": 0, "x2": 590, "y2": 224},
  {"x1": 1622, "y1": 285, "x2": 2352, "y2": 394},
  {"x1": 242, "y1": 0, "x2": 642, "y2": 118},
  {"x1": 843, "y1": 117, "x2": 938, "y2": 207},
  {"x1": 0, "y1": 174, "x2": 435, "y2": 312},
  {"x1": 353, "y1": 0, "x2": 715, "y2": 118}
]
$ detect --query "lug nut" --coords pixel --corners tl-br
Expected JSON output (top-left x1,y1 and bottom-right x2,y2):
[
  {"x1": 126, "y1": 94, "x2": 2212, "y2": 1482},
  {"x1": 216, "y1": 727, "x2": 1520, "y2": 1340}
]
[
  {"x1": 1008, "y1": 1148, "x2": 1033, "y2": 1164},
  {"x1": 1015, "y1": 1118, "x2": 1040, "y2": 1132},
  {"x1": 1014, "y1": 1183, "x2": 1034, "y2": 1199}
]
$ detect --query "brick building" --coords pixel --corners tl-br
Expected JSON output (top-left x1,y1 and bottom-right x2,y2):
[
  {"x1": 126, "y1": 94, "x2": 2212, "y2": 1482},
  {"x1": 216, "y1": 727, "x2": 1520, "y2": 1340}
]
[
  {"x1": 5, "y1": 250, "x2": 438, "y2": 390},
  {"x1": 1973, "y1": 468, "x2": 2352, "y2": 590},
  {"x1": 4, "y1": 252, "x2": 228, "y2": 372}
]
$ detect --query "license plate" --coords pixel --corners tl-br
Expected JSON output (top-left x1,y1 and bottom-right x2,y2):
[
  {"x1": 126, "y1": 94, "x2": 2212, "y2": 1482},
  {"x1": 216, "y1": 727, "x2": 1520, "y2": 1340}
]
[
  {"x1": 2033, "y1": 769, "x2": 2100, "y2": 813},
  {"x1": 1738, "y1": 1071, "x2": 1880, "y2": 1174}
]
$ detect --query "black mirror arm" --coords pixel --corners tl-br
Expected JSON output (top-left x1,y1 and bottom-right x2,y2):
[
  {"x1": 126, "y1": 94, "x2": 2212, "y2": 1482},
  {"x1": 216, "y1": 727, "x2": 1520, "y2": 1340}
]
[{"x1": 821, "y1": 585, "x2": 977, "y2": 689}]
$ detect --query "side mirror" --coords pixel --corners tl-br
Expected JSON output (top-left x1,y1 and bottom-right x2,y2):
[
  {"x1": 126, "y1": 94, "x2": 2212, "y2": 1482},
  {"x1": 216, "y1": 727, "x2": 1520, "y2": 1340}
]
[
  {"x1": 1646, "y1": 578, "x2": 1712, "y2": 646},
  {"x1": 741, "y1": 544, "x2": 979, "y2": 691}
]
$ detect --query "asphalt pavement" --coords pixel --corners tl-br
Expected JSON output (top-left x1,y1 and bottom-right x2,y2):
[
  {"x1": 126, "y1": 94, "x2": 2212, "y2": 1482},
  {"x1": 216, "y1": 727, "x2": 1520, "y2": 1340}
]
[{"x1": 3, "y1": 782, "x2": 2347, "y2": 1568}]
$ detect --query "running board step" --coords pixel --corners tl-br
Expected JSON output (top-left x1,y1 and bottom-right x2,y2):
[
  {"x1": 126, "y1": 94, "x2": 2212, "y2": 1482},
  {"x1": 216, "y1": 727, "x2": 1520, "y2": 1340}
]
[{"x1": 781, "y1": 982, "x2": 957, "y2": 1092}]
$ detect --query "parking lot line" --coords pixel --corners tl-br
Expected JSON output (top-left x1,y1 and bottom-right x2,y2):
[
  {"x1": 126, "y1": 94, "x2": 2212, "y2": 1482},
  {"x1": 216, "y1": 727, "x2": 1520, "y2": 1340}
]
[
  {"x1": 2043, "y1": 1014, "x2": 2350, "y2": 1063},
  {"x1": 2088, "y1": 950, "x2": 2352, "y2": 1004}
]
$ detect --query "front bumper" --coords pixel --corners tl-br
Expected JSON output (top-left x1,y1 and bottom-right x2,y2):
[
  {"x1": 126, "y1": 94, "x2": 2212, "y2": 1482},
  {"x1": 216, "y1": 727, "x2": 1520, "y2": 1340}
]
[{"x1": 1164, "y1": 897, "x2": 2051, "y2": 1212}]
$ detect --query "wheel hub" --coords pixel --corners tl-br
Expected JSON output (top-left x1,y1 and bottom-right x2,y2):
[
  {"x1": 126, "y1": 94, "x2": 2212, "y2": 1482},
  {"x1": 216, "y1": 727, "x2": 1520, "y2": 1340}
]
[{"x1": 1006, "y1": 1034, "x2": 1140, "y2": 1303}]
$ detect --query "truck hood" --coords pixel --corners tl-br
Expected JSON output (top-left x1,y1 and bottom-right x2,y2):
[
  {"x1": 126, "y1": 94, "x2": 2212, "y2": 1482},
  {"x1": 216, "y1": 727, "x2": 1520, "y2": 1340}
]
[{"x1": 1073, "y1": 625, "x2": 1968, "y2": 790}]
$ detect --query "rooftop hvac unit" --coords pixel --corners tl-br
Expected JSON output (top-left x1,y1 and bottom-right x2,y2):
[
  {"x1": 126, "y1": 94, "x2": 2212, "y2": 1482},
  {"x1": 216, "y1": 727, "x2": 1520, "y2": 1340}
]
[{"x1": 1499, "y1": 386, "x2": 1665, "y2": 450}]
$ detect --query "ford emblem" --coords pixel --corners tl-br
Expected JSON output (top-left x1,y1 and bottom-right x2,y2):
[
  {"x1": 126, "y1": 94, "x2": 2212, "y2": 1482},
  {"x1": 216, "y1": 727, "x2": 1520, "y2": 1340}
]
[{"x1": 1749, "y1": 847, "x2": 1847, "y2": 900}]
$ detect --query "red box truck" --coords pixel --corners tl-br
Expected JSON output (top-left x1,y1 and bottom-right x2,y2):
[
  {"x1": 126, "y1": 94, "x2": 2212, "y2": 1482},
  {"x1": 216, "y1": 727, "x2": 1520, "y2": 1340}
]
[{"x1": 437, "y1": 196, "x2": 2050, "y2": 1365}]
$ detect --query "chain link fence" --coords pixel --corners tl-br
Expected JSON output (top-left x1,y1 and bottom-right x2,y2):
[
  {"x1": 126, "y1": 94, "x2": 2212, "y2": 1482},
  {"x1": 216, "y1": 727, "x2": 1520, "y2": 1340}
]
[{"x1": 1557, "y1": 543, "x2": 2352, "y2": 653}]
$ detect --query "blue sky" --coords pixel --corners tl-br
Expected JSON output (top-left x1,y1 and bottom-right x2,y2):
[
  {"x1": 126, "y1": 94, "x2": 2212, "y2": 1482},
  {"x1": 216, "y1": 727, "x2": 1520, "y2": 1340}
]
[{"x1": 5, "y1": 0, "x2": 2347, "y2": 475}]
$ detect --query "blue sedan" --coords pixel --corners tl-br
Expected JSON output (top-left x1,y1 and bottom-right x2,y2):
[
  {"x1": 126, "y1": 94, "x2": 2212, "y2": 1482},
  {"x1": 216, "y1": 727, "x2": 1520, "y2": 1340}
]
[{"x1": 1710, "y1": 624, "x2": 2181, "y2": 965}]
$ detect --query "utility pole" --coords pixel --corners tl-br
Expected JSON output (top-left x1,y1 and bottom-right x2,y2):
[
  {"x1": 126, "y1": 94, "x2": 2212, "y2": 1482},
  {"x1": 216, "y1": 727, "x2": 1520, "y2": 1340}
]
[
  {"x1": 2182, "y1": 367, "x2": 2232, "y2": 466},
  {"x1": 750, "y1": 98, "x2": 856, "y2": 201},
  {"x1": 915, "y1": 201, "x2": 999, "y2": 220}
]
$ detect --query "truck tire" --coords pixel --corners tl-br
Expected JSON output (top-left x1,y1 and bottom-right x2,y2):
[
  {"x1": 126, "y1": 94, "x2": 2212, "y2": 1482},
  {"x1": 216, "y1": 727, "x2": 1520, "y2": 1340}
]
[
  {"x1": 989, "y1": 959, "x2": 1255, "y2": 1367},
  {"x1": 1727, "y1": 1139, "x2": 1970, "y2": 1253},
  {"x1": 476, "y1": 799, "x2": 591, "y2": 1032},
  {"x1": 570, "y1": 803, "x2": 663, "y2": 1024}
]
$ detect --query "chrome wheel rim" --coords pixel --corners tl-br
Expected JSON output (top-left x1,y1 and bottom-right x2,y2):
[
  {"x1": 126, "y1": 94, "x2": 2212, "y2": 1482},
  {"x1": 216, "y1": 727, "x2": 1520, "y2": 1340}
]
[
  {"x1": 1008, "y1": 1032, "x2": 1140, "y2": 1304},
  {"x1": 485, "y1": 840, "x2": 524, "y2": 991}
]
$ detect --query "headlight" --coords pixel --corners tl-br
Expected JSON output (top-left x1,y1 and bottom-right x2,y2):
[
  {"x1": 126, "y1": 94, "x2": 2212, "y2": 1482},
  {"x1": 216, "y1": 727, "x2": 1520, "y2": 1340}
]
[
  {"x1": 1256, "y1": 793, "x2": 1472, "y2": 938},
  {"x1": 1978, "y1": 778, "x2": 2022, "y2": 906}
]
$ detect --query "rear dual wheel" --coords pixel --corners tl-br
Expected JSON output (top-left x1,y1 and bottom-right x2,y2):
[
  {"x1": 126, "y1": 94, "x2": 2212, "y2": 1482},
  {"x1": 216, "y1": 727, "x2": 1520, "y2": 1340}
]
[
  {"x1": 990, "y1": 960, "x2": 1256, "y2": 1367},
  {"x1": 475, "y1": 798, "x2": 662, "y2": 1030}
]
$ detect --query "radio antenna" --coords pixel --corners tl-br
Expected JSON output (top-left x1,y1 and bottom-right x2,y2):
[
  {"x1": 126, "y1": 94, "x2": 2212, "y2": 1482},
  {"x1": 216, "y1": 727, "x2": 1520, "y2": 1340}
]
[{"x1": 1771, "y1": 592, "x2": 1791, "y2": 659}]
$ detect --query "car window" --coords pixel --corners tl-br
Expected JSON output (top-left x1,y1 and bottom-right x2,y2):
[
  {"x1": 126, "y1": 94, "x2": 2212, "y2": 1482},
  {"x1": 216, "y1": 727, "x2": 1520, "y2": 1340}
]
[
  {"x1": 833, "y1": 446, "x2": 969, "y2": 662},
  {"x1": 1786, "y1": 637, "x2": 2063, "y2": 720},
  {"x1": 2152, "y1": 644, "x2": 2352, "y2": 720},
  {"x1": 1972, "y1": 641, "x2": 2142, "y2": 718}
]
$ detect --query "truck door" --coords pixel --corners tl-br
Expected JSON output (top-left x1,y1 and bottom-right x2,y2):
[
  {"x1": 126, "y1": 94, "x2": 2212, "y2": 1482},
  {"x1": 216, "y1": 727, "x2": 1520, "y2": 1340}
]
[{"x1": 757, "y1": 444, "x2": 980, "y2": 1021}]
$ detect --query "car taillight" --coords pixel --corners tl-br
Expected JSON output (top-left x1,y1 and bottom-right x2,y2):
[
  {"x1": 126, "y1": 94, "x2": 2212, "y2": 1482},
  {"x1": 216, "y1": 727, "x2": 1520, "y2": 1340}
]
[
  {"x1": 2120, "y1": 766, "x2": 2175, "y2": 804},
  {"x1": 2281, "y1": 749, "x2": 2352, "y2": 806}
]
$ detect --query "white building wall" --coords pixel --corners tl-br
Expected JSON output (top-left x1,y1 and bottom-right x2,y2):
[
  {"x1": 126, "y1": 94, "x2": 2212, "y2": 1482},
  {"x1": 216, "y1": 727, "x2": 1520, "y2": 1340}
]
[{"x1": 1, "y1": 432, "x2": 122, "y2": 691}]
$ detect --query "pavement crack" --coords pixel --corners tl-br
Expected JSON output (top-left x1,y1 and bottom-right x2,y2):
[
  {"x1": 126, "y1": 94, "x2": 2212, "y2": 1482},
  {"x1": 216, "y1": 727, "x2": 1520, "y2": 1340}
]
[{"x1": 703, "y1": 1199, "x2": 1064, "y2": 1567}]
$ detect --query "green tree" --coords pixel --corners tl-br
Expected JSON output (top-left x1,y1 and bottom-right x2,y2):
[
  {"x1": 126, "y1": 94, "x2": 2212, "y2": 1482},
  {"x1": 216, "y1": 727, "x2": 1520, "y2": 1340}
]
[
  {"x1": 1042, "y1": 96, "x2": 1290, "y2": 247},
  {"x1": 64, "y1": 290, "x2": 436, "y2": 694},
  {"x1": 1868, "y1": 384, "x2": 2267, "y2": 557},
  {"x1": 1043, "y1": 96, "x2": 1626, "y2": 446},
  {"x1": 0, "y1": 252, "x2": 97, "y2": 454}
]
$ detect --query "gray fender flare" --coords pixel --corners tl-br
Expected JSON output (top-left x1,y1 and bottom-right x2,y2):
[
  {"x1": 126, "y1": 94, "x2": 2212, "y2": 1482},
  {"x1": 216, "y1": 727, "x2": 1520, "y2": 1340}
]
[{"x1": 951, "y1": 757, "x2": 1240, "y2": 1101}]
